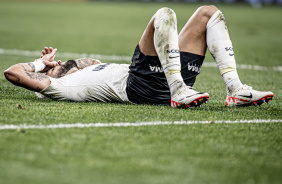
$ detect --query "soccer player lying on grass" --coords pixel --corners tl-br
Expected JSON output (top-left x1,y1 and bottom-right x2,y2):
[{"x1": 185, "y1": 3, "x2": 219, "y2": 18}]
[{"x1": 4, "y1": 6, "x2": 273, "y2": 108}]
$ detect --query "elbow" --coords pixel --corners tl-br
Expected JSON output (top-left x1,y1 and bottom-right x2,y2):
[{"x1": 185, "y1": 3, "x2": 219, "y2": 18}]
[
  {"x1": 4, "y1": 69, "x2": 10, "y2": 79},
  {"x1": 4, "y1": 68, "x2": 15, "y2": 82}
]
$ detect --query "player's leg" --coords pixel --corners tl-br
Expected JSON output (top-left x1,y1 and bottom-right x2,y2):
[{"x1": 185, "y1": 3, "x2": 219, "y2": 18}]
[
  {"x1": 152, "y1": 7, "x2": 209, "y2": 108},
  {"x1": 139, "y1": 16, "x2": 157, "y2": 56},
  {"x1": 179, "y1": 6, "x2": 273, "y2": 106},
  {"x1": 178, "y1": 5, "x2": 217, "y2": 56},
  {"x1": 137, "y1": 8, "x2": 209, "y2": 108},
  {"x1": 206, "y1": 7, "x2": 273, "y2": 106}
]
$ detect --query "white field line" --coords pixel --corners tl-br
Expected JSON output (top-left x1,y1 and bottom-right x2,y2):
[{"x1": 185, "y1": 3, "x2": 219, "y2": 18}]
[
  {"x1": 0, "y1": 48, "x2": 131, "y2": 63},
  {"x1": 1, "y1": 48, "x2": 281, "y2": 72},
  {"x1": 0, "y1": 119, "x2": 281, "y2": 130}
]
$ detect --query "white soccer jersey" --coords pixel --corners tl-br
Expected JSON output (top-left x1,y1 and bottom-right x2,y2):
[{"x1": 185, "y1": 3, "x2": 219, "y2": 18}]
[{"x1": 38, "y1": 63, "x2": 131, "y2": 103}]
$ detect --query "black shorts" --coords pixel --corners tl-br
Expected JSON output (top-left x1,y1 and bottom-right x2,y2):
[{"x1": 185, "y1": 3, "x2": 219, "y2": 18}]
[{"x1": 126, "y1": 45, "x2": 205, "y2": 105}]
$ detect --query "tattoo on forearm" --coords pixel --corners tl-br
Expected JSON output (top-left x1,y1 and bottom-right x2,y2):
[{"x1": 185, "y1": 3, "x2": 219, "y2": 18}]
[
  {"x1": 25, "y1": 72, "x2": 48, "y2": 81},
  {"x1": 16, "y1": 78, "x2": 20, "y2": 82},
  {"x1": 27, "y1": 63, "x2": 35, "y2": 70},
  {"x1": 19, "y1": 64, "x2": 29, "y2": 71},
  {"x1": 75, "y1": 58, "x2": 100, "y2": 69},
  {"x1": 18, "y1": 63, "x2": 35, "y2": 71}
]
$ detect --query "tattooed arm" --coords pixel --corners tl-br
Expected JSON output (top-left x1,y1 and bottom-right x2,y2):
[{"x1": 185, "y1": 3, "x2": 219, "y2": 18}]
[
  {"x1": 4, "y1": 62, "x2": 51, "y2": 92},
  {"x1": 74, "y1": 58, "x2": 101, "y2": 69}
]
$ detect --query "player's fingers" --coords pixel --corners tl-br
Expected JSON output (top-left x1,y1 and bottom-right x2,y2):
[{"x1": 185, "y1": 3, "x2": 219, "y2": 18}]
[
  {"x1": 52, "y1": 61, "x2": 59, "y2": 67},
  {"x1": 58, "y1": 60, "x2": 62, "y2": 66},
  {"x1": 50, "y1": 48, "x2": 57, "y2": 56},
  {"x1": 45, "y1": 47, "x2": 50, "y2": 54},
  {"x1": 49, "y1": 47, "x2": 53, "y2": 53},
  {"x1": 41, "y1": 55, "x2": 43, "y2": 58},
  {"x1": 43, "y1": 60, "x2": 57, "y2": 67},
  {"x1": 42, "y1": 50, "x2": 46, "y2": 55}
]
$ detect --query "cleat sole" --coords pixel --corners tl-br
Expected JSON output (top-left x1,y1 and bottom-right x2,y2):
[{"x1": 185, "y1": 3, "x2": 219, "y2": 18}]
[
  {"x1": 171, "y1": 95, "x2": 209, "y2": 109},
  {"x1": 226, "y1": 94, "x2": 274, "y2": 107}
]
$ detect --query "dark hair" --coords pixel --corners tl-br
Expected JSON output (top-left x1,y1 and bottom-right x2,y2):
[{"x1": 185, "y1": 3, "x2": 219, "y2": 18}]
[{"x1": 57, "y1": 59, "x2": 78, "y2": 78}]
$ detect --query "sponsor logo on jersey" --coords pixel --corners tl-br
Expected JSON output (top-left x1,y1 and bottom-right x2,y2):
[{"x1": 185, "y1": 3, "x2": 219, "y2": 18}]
[
  {"x1": 92, "y1": 63, "x2": 111, "y2": 71},
  {"x1": 188, "y1": 63, "x2": 201, "y2": 73},
  {"x1": 149, "y1": 64, "x2": 163, "y2": 73}
]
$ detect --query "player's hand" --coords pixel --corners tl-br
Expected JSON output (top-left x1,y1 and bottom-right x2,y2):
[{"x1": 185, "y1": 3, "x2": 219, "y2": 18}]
[
  {"x1": 37, "y1": 47, "x2": 59, "y2": 73},
  {"x1": 41, "y1": 47, "x2": 59, "y2": 67},
  {"x1": 41, "y1": 47, "x2": 54, "y2": 58}
]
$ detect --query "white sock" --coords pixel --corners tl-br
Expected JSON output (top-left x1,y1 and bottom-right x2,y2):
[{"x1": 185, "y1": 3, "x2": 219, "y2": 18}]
[
  {"x1": 222, "y1": 71, "x2": 243, "y2": 94},
  {"x1": 154, "y1": 8, "x2": 186, "y2": 96},
  {"x1": 206, "y1": 10, "x2": 242, "y2": 94}
]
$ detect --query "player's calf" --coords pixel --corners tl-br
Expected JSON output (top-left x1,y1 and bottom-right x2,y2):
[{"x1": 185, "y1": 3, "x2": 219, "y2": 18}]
[{"x1": 154, "y1": 8, "x2": 185, "y2": 97}]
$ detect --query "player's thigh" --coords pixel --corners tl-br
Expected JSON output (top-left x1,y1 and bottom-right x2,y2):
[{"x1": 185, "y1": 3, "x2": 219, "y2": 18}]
[
  {"x1": 179, "y1": 5, "x2": 217, "y2": 56},
  {"x1": 139, "y1": 16, "x2": 157, "y2": 56}
]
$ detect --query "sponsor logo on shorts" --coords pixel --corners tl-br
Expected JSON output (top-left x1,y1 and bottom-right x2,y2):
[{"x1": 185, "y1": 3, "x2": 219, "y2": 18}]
[
  {"x1": 188, "y1": 63, "x2": 201, "y2": 73},
  {"x1": 149, "y1": 64, "x2": 163, "y2": 73}
]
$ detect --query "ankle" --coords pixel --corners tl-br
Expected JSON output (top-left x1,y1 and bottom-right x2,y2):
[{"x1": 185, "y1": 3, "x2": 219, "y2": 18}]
[
  {"x1": 168, "y1": 78, "x2": 186, "y2": 97},
  {"x1": 226, "y1": 80, "x2": 243, "y2": 95}
]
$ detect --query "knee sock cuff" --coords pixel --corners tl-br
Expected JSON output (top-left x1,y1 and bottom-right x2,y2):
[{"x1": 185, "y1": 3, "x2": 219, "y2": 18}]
[
  {"x1": 206, "y1": 10, "x2": 223, "y2": 29},
  {"x1": 154, "y1": 8, "x2": 177, "y2": 29}
]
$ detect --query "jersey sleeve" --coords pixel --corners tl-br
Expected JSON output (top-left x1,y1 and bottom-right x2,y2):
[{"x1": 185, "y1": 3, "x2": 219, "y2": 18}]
[
  {"x1": 39, "y1": 77, "x2": 68, "y2": 100},
  {"x1": 35, "y1": 92, "x2": 49, "y2": 99}
]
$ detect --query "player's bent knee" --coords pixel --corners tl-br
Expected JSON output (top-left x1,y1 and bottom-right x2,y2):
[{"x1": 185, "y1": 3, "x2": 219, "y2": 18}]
[
  {"x1": 155, "y1": 7, "x2": 177, "y2": 26},
  {"x1": 197, "y1": 5, "x2": 218, "y2": 19},
  {"x1": 157, "y1": 7, "x2": 175, "y2": 13}
]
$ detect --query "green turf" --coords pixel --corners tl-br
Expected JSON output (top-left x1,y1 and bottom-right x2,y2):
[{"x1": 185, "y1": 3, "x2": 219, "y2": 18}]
[{"x1": 0, "y1": 1, "x2": 281, "y2": 184}]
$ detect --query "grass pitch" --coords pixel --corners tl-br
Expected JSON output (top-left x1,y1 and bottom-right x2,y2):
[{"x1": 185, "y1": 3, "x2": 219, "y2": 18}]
[{"x1": 0, "y1": 1, "x2": 281, "y2": 184}]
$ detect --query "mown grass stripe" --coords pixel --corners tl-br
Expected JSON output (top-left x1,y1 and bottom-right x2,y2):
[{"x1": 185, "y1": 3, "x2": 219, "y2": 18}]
[
  {"x1": 1, "y1": 119, "x2": 281, "y2": 130},
  {"x1": 0, "y1": 48, "x2": 281, "y2": 72}
]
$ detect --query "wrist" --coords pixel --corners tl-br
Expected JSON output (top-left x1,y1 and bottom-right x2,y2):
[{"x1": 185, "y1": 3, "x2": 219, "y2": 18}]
[{"x1": 32, "y1": 59, "x2": 46, "y2": 72}]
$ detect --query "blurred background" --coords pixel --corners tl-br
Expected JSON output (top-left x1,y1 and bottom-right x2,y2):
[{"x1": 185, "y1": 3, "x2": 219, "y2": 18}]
[
  {"x1": 91, "y1": 0, "x2": 282, "y2": 7},
  {"x1": 2, "y1": 0, "x2": 282, "y2": 6},
  {"x1": 0, "y1": 0, "x2": 281, "y2": 64}
]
